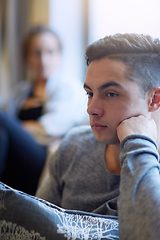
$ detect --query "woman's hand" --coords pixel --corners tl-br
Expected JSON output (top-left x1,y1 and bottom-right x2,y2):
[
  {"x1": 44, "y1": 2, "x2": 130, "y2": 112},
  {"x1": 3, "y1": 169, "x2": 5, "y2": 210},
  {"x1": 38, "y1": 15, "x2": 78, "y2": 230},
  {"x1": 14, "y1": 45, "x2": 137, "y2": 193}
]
[{"x1": 22, "y1": 120, "x2": 42, "y2": 132}]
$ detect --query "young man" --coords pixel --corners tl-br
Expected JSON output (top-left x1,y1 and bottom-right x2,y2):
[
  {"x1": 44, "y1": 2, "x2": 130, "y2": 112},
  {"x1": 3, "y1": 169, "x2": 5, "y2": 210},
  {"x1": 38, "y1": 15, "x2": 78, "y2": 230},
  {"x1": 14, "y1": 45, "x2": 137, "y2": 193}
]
[{"x1": 37, "y1": 33, "x2": 160, "y2": 239}]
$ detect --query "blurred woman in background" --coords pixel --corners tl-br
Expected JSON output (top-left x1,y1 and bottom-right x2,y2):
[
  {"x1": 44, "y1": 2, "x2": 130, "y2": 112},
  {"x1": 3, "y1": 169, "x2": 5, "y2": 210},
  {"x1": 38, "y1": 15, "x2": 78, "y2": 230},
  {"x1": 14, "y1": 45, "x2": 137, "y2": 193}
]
[{"x1": 0, "y1": 25, "x2": 88, "y2": 195}]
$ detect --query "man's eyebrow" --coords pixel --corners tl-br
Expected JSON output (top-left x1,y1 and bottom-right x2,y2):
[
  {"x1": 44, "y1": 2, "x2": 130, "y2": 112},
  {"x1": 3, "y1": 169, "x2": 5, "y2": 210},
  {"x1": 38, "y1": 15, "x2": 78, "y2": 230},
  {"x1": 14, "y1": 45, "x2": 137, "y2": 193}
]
[
  {"x1": 83, "y1": 83, "x2": 92, "y2": 90},
  {"x1": 98, "y1": 81, "x2": 123, "y2": 91},
  {"x1": 83, "y1": 81, "x2": 123, "y2": 91}
]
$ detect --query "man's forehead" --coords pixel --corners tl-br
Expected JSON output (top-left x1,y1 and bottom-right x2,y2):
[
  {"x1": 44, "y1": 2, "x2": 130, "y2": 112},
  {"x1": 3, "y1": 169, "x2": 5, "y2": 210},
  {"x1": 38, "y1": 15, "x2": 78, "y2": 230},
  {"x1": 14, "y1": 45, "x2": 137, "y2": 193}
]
[
  {"x1": 85, "y1": 57, "x2": 128, "y2": 87},
  {"x1": 86, "y1": 57, "x2": 127, "y2": 76}
]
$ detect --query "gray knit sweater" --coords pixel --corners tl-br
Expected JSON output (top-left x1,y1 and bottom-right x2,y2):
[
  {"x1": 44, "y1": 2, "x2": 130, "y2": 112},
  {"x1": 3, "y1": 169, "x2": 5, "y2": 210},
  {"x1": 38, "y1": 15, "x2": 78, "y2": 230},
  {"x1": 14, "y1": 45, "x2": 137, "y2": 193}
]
[
  {"x1": 37, "y1": 128, "x2": 160, "y2": 239},
  {"x1": 36, "y1": 125, "x2": 120, "y2": 215},
  {"x1": 118, "y1": 134, "x2": 160, "y2": 240}
]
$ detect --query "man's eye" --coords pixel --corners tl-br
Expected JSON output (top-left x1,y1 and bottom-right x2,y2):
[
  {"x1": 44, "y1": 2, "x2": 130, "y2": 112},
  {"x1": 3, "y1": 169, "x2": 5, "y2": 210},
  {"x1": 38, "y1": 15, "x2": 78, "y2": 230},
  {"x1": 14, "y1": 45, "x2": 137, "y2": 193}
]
[
  {"x1": 107, "y1": 92, "x2": 117, "y2": 97},
  {"x1": 87, "y1": 92, "x2": 93, "y2": 98}
]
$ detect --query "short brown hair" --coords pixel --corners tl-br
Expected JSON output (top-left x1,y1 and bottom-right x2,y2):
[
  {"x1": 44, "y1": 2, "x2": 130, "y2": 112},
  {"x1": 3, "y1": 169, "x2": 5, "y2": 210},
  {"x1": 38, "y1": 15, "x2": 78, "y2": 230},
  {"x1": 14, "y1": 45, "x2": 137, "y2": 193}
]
[{"x1": 85, "y1": 33, "x2": 160, "y2": 94}]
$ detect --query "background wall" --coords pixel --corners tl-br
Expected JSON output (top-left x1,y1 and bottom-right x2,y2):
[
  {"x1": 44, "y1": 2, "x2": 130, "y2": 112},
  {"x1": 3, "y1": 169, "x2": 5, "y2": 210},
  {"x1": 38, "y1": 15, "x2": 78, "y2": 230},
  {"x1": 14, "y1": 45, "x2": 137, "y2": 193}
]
[
  {"x1": 28, "y1": 0, "x2": 49, "y2": 25},
  {"x1": 0, "y1": 0, "x2": 49, "y2": 104},
  {"x1": 49, "y1": 0, "x2": 88, "y2": 82}
]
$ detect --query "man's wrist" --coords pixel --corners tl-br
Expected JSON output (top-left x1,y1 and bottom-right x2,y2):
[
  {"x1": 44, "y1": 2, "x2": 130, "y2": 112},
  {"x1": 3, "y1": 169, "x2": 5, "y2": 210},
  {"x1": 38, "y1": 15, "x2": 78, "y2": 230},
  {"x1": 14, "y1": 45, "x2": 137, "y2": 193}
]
[{"x1": 120, "y1": 134, "x2": 158, "y2": 151}]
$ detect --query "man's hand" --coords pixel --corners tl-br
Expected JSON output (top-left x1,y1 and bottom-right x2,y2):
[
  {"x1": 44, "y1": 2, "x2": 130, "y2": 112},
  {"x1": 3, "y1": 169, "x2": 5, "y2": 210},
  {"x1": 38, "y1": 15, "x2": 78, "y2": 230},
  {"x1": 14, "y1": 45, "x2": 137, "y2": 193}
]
[{"x1": 117, "y1": 115, "x2": 157, "y2": 143}]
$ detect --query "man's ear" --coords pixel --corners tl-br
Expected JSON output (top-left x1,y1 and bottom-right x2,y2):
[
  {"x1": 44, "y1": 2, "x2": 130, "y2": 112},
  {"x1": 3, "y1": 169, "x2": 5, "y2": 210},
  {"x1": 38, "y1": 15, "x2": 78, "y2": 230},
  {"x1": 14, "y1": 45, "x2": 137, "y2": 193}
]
[{"x1": 149, "y1": 87, "x2": 160, "y2": 112}]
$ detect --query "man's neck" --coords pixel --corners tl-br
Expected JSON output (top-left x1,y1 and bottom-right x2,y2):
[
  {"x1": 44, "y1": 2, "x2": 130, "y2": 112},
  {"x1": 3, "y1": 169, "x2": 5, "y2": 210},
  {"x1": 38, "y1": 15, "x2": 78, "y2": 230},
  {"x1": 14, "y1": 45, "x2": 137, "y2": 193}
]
[{"x1": 105, "y1": 144, "x2": 121, "y2": 174}]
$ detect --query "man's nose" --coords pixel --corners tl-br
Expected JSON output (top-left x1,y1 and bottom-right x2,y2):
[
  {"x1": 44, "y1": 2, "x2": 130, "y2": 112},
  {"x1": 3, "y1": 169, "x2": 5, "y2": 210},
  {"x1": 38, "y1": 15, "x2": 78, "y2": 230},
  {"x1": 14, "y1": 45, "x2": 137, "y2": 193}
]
[{"x1": 87, "y1": 98, "x2": 104, "y2": 117}]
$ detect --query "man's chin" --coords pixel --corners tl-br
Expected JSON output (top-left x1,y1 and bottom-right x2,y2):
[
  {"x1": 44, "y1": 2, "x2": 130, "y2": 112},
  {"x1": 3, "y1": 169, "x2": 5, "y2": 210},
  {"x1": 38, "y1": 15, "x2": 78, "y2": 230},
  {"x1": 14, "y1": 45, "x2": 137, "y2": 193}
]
[{"x1": 94, "y1": 134, "x2": 120, "y2": 145}]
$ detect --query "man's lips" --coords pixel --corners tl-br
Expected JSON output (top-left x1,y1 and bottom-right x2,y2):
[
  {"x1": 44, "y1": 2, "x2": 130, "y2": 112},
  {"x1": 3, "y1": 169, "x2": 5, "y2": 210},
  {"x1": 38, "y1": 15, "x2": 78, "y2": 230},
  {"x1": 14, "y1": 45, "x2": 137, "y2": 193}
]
[{"x1": 91, "y1": 123, "x2": 107, "y2": 131}]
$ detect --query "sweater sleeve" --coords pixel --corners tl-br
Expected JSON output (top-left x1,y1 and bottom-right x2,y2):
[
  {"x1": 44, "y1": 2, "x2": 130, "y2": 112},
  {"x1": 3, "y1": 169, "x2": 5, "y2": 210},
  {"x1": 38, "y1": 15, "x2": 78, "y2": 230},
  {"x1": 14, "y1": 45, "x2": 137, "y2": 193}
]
[
  {"x1": 35, "y1": 145, "x2": 63, "y2": 206},
  {"x1": 35, "y1": 172, "x2": 61, "y2": 206},
  {"x1": 118, "y1": 134, "x2": 160, "y2": 240}
]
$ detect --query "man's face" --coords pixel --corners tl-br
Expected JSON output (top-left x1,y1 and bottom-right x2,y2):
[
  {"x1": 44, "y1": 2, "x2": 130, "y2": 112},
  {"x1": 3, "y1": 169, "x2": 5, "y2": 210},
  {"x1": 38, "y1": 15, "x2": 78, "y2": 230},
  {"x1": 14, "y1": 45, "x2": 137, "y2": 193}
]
[{"x1": 84, "y1": 57, "x2": 149, "y2": 144}]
